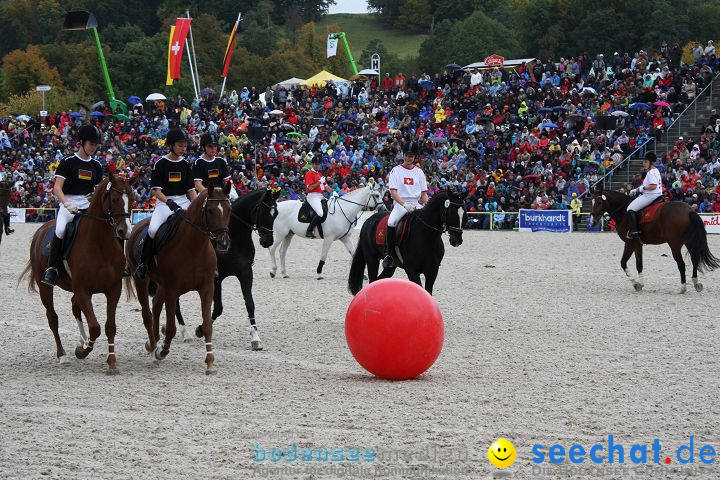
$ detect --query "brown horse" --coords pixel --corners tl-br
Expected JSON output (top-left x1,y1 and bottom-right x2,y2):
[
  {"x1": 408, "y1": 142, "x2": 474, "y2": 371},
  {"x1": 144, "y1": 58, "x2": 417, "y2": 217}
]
[
  {"x1": 19, "y1": 172, "x2": 138, "y2": 372},
  {"x1": 125, "y1": 182, "x2": 231, "y2": 374},
  {"x1": 590, "y1": 187, "x2": 719, "y2": 293}
]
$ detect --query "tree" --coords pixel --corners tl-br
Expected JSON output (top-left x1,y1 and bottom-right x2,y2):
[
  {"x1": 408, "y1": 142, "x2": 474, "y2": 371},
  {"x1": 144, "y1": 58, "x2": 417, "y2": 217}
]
[
  {"x1": 2, "y1": 45, "x2": 63, "y2": 96},
  {"x1": 1, "y1": 0, "x2": 63, "y2": 57},
  {"x1": 395, "y1": 0, "x2": 433, "y2": 33},
  {"x1": 368, "y1": 0, "x2": 403, "y2": 26}
]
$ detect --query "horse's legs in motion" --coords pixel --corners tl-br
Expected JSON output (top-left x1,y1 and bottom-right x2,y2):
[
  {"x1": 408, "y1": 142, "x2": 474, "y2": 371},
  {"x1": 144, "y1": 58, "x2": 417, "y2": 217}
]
[
  {"x1": 423, "y1": 268, "x2": 439, "y2": 295},
  {"x1": 279, "y1": 233, "x2": 294, "y2": 278},
  {"x1": 268, "y1": 231, "x2": 283, "y2": 278},
  {"x1": 238, "y1": 267, "x2": 262, "y2": 350},
  {"x1": 669, "y1": 240, "x2": 687, "y2": 294},
  {"x1": 316, "y1": 238, "x2": 333, "y2": 280},
  {"x1": 405, "y1": 270, "x2": 423, "y2": 289},
  {"x1": 196, "y1": 276, "x2": 224, "y2": 339},
  {"x1": 135, "y1": 278, "x2": 155, "y2": 352},
  {"x1": 340, "y1": 235, "x2": 355, "y2": 257},
  {"x1": 366, "y1": 248, "x2": 380, "y2": 283},
  {"x1": 104, "y1": 285, "x2": 121, "y2": 374},
  {"x1": 73, "y1": 290, "x2": 101, "y2": 360},
  {"x1": 199, "y1": 285, "x2": 216, "y2": 374},
  {"x1": 620, "y1": 242, "x2": 642, "y2": 291},
  {"x1": 150, "y1": 287, "x2": 165, "y2": 351},
  {"x1": 684, "y1": 238, "x2": 704, "y2": 292},
  {"x1": 154, "y1": 290, "x2": 177, "y2": 361},
  {"x1": 40, "y1": 284, "x2": 66, "y2": 362},
  {"x1": 71, "y1": 295, "x2": 88, "y2": 346},
  {"x1": 633, "y1": 244, "x2": 644, "y2": 291}
]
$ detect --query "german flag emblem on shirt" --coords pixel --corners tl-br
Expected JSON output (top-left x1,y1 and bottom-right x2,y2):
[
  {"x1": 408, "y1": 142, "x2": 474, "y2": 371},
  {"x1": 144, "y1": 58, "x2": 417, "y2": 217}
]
[
  {"x1": 78, "y1": 169, "x2": 92, "y2": 181},
  {"x1": 208, "y1": 169, "x2": 220, "y2": 179},
  {"x1": 169, "y1": 172, "x2": 182, "y2": 182},
  {"x1": 403, "y1": 177, "x2": 414, "y2": 185}
]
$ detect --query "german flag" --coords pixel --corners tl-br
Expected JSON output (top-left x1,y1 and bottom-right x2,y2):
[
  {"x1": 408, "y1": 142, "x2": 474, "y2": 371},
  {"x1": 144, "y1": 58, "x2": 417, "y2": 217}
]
[
  {"x1": 208, "y1": 169, "x2": 219, "y2": 179},
  {"x1": 169, "y1": 172, "x2": 182, "y2": 182},
  {"x1": 78, "y1": 169, "x2": 92, "y2": 181}
]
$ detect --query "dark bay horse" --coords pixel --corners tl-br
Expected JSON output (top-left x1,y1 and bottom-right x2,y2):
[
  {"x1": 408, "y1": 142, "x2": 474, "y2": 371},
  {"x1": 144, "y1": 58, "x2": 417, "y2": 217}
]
[
  {"x1": 590, "y1": 188, "x2": 719, "y2": 293},
  {"x1": 190, "y1": 187, "x2": 280, "y2": 350},
  {"x1": 126, "y1": 182, "x2": 231, "y2": 374},
  {"x1": 19, "y1": 172, "x2": 137, "y2": 372},
  {"x1": 348, "y1": 189, "x2": 466, "y2": 295}
]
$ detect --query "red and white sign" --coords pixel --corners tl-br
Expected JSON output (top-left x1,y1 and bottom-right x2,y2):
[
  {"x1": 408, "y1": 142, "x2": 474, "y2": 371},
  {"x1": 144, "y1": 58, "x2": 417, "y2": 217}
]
[
  {"x1": 484, "y1": 54, "x2": 505, "y2": 67},
  {"x1": 701, "y1": 214, "x2": 720, "y2": 234}
]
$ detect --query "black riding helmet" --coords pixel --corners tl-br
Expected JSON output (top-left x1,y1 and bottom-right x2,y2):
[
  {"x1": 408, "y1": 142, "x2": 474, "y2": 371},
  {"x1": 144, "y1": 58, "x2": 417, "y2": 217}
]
[
  {"x1": 166, "y1": 128, "x2": 189, "y2": 156},
  {"x1": 78, "y1": 125, "x2": 101, "y2": 143},
  {"x1": 200, "y1": 132, "x2": 219, "y2": 148}
]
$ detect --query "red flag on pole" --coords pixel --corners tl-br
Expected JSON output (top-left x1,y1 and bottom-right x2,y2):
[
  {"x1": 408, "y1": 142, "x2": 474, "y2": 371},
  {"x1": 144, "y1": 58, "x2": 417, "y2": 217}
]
[
  {"x1": 221, "y1": 18, "x2": 239, "y2": 78},
  {"x1": 169, "y1": 18, "x2": 192, "y2": 80}
]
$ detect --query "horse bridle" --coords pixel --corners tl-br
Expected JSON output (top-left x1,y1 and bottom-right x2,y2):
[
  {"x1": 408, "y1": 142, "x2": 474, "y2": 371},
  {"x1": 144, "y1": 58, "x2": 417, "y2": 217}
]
[
  {"x1": 331, "y1": 188, "x2": 382, "y2": 226},
  {"x1": 413, "y1": 198, "x2": 465, "y2": 235},
  {"x1": 178, "y1": 194, "x2": 232, "y2": 240},
  {"x1": 230, "y1": 189, "x2": 277, "y2": 235},
  {"x1": 81, "y1": 183, "x2": 132, "y2": 240}
]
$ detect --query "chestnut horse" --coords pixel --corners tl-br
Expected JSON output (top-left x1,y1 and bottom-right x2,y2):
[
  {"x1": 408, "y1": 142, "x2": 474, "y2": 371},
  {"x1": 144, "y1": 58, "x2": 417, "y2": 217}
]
[
  {"x1": 125, "y1": 182, "x2": 231, "y2": 374},
  {"x1": 19, "y1": 172, "x2": 137, "y2": 372},
  {"x1": 590, "y1": 188, "x2": 719, "y2": 293}
]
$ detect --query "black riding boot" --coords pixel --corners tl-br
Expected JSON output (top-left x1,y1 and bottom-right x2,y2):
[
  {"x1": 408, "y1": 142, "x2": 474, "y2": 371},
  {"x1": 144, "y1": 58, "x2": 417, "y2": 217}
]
[
  {"x1": 382, "y1": 226, "x2": 397, "y2": 269},
  {"x1": 306, "y1": 215, "x2": 320, "y2": 239},
  {"x1": 133, "y1": 236, "x2": 154, "y2": 280},
  {"x1": 41, "y1": 235, "x2": 63, "y2": 286},
  {"x1": 3, "y1": 212, "x2": 13, "y2": 235},
  {"x1": 626, "y1": 211, "x2": 640, "y2": 239}
]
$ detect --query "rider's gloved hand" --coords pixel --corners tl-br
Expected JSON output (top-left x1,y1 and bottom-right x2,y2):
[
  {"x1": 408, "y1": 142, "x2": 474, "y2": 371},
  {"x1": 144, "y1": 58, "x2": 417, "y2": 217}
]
[
  {"x1": 403, "y1": 203, "x2": 416, "y2": 213},
  {"x1": 63, "y1": 202, "x2": 79, "y2": 214},
  {"x1": 166, "y1": 199, "x2": 181, "y2": 211}
]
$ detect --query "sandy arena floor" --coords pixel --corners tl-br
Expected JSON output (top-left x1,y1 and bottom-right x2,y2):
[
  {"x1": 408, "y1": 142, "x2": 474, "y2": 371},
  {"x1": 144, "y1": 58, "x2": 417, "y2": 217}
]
[{"x1": 0, "y1": 224, "x2": 719, "y2": 480}]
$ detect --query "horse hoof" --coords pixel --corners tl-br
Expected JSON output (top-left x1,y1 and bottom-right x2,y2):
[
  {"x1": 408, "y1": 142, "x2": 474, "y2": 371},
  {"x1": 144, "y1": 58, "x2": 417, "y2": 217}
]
[
  {"x1": 317, "y1": 275, "x2": 324, "y2": 280},
  {"x1": 58, "y1": 355, "x2": 70, "y2": 365},
  {"x1": 74, "y1": 344, "x2": 88, "y2": 359},
  {"x1": 195, "y1": 325, "x2": 204, "y2": 338},
  {"x1": 695, "y1": 283, "x2": 704, "y2": 292},
  {"x1": 145, "y1": 341, "x2": 153, "y2": 353},
  {"x1": 153, "y1": 345, "x2": 164, "y2": 361},
  {"x1": 251, "y1": 340, "x2": 263, "y2": 351},
  {"x1": 633, "y1": 283, "x2": 643, "y2": 292},
  {"x1": 679, "y1": 284, "x2": 687, "y2": 294},
  {"x1": 206, "y1": 366, "x2": 218, "y2": 375},
  {"x1": 269, "y1": 271, "x2": 276, "y2": 278},
  {"x1": 282, "y1": 274, "x2": 289, "y2": 279},
  {"x1": 106, "y1": 368, "x2": 120, "y2": 376}
]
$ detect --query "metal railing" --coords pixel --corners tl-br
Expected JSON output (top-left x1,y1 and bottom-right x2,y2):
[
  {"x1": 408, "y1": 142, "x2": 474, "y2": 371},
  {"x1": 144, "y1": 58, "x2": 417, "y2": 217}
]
[{"x1": 587, "y1": 70, "x2": 720, "y2": 196}]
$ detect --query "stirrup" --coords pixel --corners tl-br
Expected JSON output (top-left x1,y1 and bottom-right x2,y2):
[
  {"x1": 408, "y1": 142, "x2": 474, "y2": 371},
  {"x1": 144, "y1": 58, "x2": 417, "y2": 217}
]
[
  {"x1": 41, "y1": 267, "x2": 59, "y2": 286},
  {"x1": 5, "y1": 228, "x2": 13, "y2": 235}
]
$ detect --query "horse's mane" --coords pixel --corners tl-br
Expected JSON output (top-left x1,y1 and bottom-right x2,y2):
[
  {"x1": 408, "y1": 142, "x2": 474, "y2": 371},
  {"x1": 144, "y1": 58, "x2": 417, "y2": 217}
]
[
  {"x1": 187, "y1": 188, "x2": 211, "y2": 216},
  {"x1": 602, "y1": 189, "x2": 632, "y2": 207},
  {"x1": 232, "y1": 188, "x2": 265, "y2": 214}
]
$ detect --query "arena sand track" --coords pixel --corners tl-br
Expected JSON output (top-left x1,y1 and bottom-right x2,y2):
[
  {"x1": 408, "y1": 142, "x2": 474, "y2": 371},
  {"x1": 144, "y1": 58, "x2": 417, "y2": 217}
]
[{"x1": 1, "y1": 224, "x2": 719, "y2": 480}]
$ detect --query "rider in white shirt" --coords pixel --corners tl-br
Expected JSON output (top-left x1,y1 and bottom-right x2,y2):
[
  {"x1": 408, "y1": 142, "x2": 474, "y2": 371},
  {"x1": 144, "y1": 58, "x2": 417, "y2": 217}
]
[
  {"x1": 626, "y1": 152, "x2": 663, "y2": 239},
  {"x1": 383, "y1": 140, "x2": 428, "y2": 268}
]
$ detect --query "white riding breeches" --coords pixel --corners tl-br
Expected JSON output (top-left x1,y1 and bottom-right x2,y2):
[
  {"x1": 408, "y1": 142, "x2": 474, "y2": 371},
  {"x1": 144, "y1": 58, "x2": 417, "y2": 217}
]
[
  {"x1": 55, "y1": 194, "x2": 89, "y2": 239},
  {"x1": 307, "y1": 192, "x2": 324, "y2": 216},
  {"x1": 148, "y1": 194, "x2": 191, "y2": 238},
  {"x1": 388, "y1": 202, "x2": 421, "y2": 227},
  {"x1": 627, "y1": 193, "x2": 662, "y2": 212}
]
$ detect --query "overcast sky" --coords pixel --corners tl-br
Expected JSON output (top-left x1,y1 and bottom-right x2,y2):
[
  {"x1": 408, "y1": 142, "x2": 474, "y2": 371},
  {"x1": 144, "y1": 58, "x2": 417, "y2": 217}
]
[{"x1": 329, "y1": 0, "x2": 369, "y2": 14}]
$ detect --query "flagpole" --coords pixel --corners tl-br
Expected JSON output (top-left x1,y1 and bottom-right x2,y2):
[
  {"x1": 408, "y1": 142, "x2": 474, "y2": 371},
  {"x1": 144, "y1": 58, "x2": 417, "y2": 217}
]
[
  {"x1": 187, "y1": 10, "x2": 201, "y2": 99},
  {"x1": 185, "y1": 37, "x2": 200, "y2": 101},
  {"x1": 219, "y1": 12, "x2": 242, "y2": 99}
]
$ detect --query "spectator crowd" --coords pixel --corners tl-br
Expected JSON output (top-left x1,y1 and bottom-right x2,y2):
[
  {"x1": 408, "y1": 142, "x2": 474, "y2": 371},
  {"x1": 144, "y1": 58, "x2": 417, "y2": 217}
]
[{"x1": 2, "y1": 39, "x2": 720, "y2": 229}]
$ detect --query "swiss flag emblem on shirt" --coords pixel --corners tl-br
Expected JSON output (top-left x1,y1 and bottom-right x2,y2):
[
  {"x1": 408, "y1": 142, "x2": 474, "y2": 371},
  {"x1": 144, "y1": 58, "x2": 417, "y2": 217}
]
[{"x1": 403, "y1": 177, "x2": 414, "y2": 185}]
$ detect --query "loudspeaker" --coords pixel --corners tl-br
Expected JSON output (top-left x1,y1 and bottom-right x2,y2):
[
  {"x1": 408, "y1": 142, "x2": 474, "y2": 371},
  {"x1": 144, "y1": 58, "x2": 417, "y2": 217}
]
[{"x1": 62, "y1": 11, "x2": 98, "y2": 30}]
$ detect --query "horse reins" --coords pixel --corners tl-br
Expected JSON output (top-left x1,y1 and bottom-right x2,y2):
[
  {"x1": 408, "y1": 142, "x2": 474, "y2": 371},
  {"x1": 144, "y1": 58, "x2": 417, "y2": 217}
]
[
  {"x1": 229, "y1": 190, "x2": 276, "y2": 235},
  {"x1": 331, "y1": 189, "x2": 382, "y2": 239},
  {"x1": 178, "y1": 195, "x2": 231, "y2": 240},
  {"x1": 412, "y1": 198, "x2": 464, "y2": 235}
]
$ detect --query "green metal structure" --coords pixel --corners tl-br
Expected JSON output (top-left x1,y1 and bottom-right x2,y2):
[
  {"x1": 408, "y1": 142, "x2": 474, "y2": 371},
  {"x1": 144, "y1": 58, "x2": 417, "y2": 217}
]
[{"x1": 328, "y1": 32, "x2": 359, "y2": 75}]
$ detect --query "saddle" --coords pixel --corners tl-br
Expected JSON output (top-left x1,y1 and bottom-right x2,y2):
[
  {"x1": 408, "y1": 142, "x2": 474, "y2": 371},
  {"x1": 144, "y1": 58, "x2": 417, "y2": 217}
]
[
  {"x1": 297, "y1": 198, "x2": 328, "y2": 223},
  {"x1": 41, "y1": 214, "x2": 85, "y2": 263},
  {"x1": 375, "y1": 214, "x2": 412, "y2": 247},
  {"x1": 638, "y1": 197, "x2": 667, "y2": 225},
  {"x1": 134, "y1": 212, "x2": 184, "y2": 258}
]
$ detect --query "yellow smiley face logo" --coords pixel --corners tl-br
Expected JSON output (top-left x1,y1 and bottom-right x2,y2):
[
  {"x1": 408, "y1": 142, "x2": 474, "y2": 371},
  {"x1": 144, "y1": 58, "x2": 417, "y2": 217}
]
[{"x1": 488, "y1": 438, "x2": 516, "y2": 468}]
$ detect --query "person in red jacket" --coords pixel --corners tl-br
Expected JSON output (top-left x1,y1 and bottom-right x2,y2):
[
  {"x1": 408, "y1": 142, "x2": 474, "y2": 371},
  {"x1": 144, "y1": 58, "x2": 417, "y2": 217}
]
[{"x1": 381, "y1": 73, "x2": 394, "y2": 91}]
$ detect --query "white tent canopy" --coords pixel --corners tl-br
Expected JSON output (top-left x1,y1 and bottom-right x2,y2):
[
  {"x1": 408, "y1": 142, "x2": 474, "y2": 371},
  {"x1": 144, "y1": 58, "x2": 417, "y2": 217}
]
[
  {"x1": 463, "y1": 58, "x2": 538, "y2": 70},
  {"x1": 274, "y1": 77, "x2": 305, "y2": 88},
  {"x1": 358, "y1": 68, "x2": 379, "y2": 76}
]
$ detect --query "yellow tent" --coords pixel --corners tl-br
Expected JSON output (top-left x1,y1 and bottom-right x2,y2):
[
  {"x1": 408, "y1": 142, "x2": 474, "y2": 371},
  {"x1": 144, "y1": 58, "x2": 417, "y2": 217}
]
[{"x1": 301, "y1": 70, "x2": 347, "y2": 87}]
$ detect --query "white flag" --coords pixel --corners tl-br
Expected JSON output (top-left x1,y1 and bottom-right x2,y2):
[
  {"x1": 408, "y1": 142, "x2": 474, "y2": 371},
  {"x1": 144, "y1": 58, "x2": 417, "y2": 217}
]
[{"x1": 327, "y1": 35, "x2": 338, "y2": 58}]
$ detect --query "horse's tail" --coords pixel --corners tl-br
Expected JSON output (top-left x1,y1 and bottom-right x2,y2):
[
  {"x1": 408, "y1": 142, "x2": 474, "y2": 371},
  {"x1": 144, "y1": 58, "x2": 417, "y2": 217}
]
[
  {"x1": 348, "y1": 242, "x2": 367, "y2": 295},
  {"x1": 123, "y1": 274, "x2": 136, "y2": 301},
  {"x1": 18, "y1": 258, "x2": 36, "y2": 294},
  {"x1": 684, "y1": 211, "x2": 720, "y2": 272}
]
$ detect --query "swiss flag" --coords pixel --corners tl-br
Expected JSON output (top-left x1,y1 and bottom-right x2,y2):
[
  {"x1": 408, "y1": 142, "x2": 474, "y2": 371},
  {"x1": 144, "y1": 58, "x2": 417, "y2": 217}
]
[{"x1": 403, "y1": 177, "x2": 414, "y2": 185}]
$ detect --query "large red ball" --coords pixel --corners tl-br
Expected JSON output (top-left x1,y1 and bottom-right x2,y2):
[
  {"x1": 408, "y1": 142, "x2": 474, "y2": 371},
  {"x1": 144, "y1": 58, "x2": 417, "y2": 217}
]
[{"x1": 345, "y1": 278, "x2": 444, "y2": 380}]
